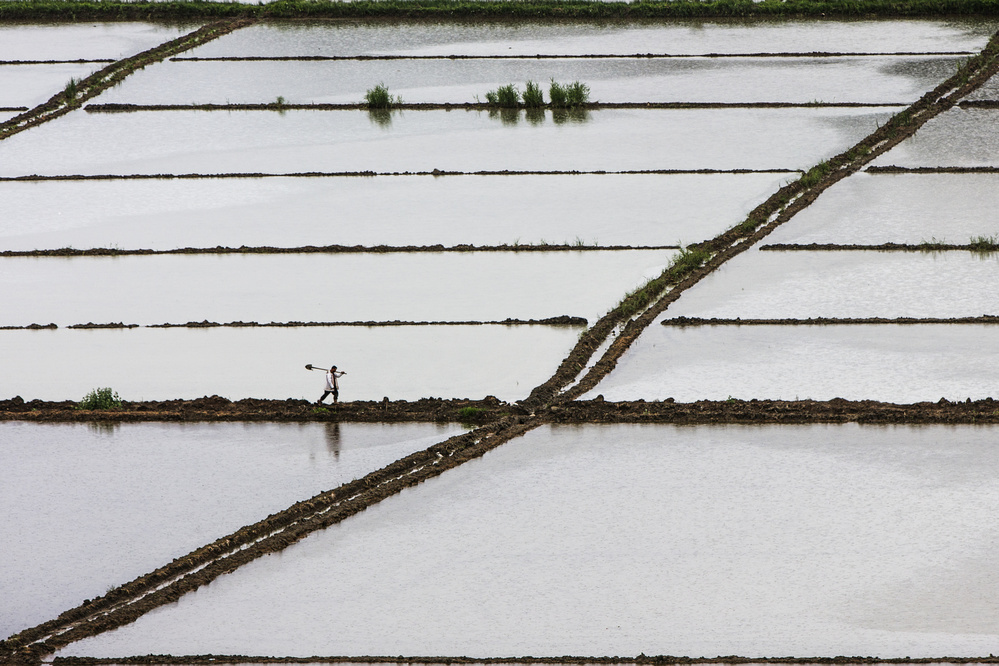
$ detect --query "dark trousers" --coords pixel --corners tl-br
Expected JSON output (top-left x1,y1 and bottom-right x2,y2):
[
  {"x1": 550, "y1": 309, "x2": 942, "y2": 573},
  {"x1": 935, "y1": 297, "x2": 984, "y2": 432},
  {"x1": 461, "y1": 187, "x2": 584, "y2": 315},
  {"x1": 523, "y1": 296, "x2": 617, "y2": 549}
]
[{"x1": 318, "y1": 389, "x2": 339, "y2": 404}]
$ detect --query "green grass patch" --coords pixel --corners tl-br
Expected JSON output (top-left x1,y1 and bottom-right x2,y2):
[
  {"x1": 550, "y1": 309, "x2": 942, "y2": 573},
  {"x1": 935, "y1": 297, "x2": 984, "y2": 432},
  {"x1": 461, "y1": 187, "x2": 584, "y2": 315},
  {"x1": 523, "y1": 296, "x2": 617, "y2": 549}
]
[
  {"x1": 797, "y1": 160, "x2": 833, "y2": 188},
  {"x1": 969, "y1": 234, "x2": 999, "y2": 252},
  {"x1": 364, "y1": 83, "x2": 401, "y2": 109},
  {"x1": 485, "y1": 83, "x2": 520, "y2": 108},
  {"x1": 522, "y1": 80, "x2": 545, "y2": 108},
  {"x1": 617, "y1": 247, "x2": 710, "y2": 318},
  {"x1": 77, "y1": 387, "x2": 122, "y2": 410},
  {"x1": 549, "y1": 79, "x2": 590, "y2": 108}
]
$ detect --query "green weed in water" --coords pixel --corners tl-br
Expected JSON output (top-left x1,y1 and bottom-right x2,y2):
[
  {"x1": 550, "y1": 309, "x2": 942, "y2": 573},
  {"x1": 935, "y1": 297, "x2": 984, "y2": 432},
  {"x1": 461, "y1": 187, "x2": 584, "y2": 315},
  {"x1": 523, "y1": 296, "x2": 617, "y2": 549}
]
[
  {"x1": 522, "y1": 80, "x2": 545, "y2": 108},
  {"x1": 969, "y1": 234, "x2": 999, "y2": 252},
  {"x1": 364, "y1": 83, "x2": 401, "y2": 109},
  {"x1": 485, "y1": 83, "x2": 520, "y2": 108},
  {"x1": 549, "y1": 79, "x2": 589, "y2": 108}
]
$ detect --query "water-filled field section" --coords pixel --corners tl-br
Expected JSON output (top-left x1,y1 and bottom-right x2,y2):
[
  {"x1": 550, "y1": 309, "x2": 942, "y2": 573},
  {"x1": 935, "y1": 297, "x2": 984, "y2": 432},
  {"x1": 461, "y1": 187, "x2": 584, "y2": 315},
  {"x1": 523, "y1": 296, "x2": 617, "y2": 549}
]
[
  {"x1": 0, "y1": 421, "x2": 461, "y2": 638},
  {"x1": 57, "y1": 424, "x2": 999, "y2": 658}
]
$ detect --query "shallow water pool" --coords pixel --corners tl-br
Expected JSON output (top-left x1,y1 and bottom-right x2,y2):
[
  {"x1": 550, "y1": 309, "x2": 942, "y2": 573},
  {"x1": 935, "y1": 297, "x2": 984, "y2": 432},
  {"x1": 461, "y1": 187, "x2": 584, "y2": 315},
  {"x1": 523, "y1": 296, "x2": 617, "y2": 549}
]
[
  {"x1": 57, "y1": 422, "x2": 999, "y2": 657},
  {"x1": 0, "y1": 420, "x2": 460, "y2": 640},
  {"x1": 0, "y1": 62, "x2": 102, "y2": 107},
  {"x1": 0, "y1": 22, "x2": 190, "y2": 61},
  {"x1": 870, "y1": 107, "x2": 999, "y2": 168}
]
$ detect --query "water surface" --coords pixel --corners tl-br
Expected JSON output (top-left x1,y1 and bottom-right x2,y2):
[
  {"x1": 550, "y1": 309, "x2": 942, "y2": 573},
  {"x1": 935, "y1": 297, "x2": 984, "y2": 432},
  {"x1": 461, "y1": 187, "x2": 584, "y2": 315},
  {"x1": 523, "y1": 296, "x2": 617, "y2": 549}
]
[
  {"x1": 585, "y1": 324, "x2": 999, "y2": 402},
  {"x1": 58, "y1": 423, "x2": 999, "y2": 657},
  {"x1": 188, "y1": 19, "x2": 998, "y2": 58},
  {"x1": 0, "y1": 63, "x2": 101, "y2": 107},
  {"x1": 870, "y1": 107, "x2": 999, "y2": 167},
  {"x1": 0, "y1": 325, "x2": 578, "y2": 401},
  {"x1": 661, "y1": 249, "x2": 999, "y2": 319},
  {"x1": 0, "y1": 173, "x2": 783, "y2": 250},
  {"x1": 0, "y1": 107, "x2": 895, "y2": 176},
  {"x1": 0, "y1": 421, "x2": 459, "y2": 639},
  {"x1": 0, "y1": 250, "x2": 669, "y2": 326},
  {"x1": 768, "y1": 171, "x2": 999, "y2": 244},
  {"x1": 94, "y1": 56, "x2": 956, "y2": 105},
  {"x1": 0, "y1": 22, "x2": 190, "y2": 61}
]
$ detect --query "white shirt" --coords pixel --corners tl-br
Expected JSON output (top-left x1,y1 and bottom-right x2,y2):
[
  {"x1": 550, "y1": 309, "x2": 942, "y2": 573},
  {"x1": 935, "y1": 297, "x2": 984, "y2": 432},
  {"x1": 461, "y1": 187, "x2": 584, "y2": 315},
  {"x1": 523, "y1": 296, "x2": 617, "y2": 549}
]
[{"x1": 325, "y1": 370, "x2": 344, "y2": 390}]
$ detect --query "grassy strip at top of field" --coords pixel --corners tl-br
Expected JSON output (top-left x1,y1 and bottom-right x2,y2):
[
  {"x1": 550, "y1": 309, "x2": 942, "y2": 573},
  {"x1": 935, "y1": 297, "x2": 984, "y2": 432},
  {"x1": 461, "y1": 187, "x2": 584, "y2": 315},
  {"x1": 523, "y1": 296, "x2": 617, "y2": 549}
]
[
  {"x1": 4, "y1": 0, "x2": 999, "y2": 21},
  {"x1": 0, "y1": 19, "x2": 252, "y2": 142}
]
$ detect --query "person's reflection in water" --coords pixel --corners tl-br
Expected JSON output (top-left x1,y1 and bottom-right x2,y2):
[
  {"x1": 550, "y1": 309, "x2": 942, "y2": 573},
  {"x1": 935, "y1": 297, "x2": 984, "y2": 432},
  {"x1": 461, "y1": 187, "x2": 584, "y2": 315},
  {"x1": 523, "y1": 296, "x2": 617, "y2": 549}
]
[{"x1": 324, "y1": 422, "x2": 341, "y2": 460}]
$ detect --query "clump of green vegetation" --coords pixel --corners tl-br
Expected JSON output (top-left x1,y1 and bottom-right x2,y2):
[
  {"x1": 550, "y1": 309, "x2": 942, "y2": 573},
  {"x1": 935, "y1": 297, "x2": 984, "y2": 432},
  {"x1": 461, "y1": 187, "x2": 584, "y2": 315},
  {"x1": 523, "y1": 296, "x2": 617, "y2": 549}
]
[
  {"x1": 522, "y1": 80, "x2": 545, "y2": 108},
  {"x1": 275, "y1": 95, "x2": 286, "y2": 106},
  {"x1": 364, "y1": 83, "x2": 401, "y2": 109},
  {"x1": 64, "y1": 77, "x2": 79, "y2": 103},
  {"x1": 485, "y1": 83, "x2": 520, "y2": 108},
  {"x1": 918, "y1": 236, "x2": 947, "y2": 252},
  {"x1": 797, "y1": 160, "x2": 832, "y2": 188},
  {"x1": 616, "y1": 247, "x2": 710, "y2": 318},
  {"x1": 77, "y1": 387, "x2": 122, "y2": 410},
  {"x1": 458, "y1": 406, "x2": 485, "y2": 419},
  {"x1": 549, "y1": 79, "x2": 589, "y2": 108},
  {"x1": 969, "y1": 234, "x2": 999, "y2": 252},
  {"x1": 312, "y1": 405, "x2": 329, "y2": 414}
]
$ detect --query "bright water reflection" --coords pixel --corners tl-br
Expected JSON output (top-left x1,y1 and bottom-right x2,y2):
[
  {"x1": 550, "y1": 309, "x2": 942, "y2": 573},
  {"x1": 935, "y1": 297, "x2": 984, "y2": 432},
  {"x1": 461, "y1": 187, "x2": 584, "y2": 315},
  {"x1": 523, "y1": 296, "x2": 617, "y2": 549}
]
[
  {"x1": 585, "y1": 324, "x2": 999, "y2": 402},
  {"x1": 661, "y1": 249, "x2": 999, "y2": 319},
  {"x1": 870, "y1": 107, "x2": 999, "y2": 167},
  {"x1": 94, "y1": 56, "x2": 957, "y2": 105},
  {"x1": 59, "y1": 423, "x2": 999, "y2": 657},
  {"x1": 0, "y1": 174, "x2": 784, "y2": 250},
  {"x1": 0, "y1": 63, "x2": 101, "y2": 107},
  {"x1": 0, "y1": 325, "x2": 579, "y2": 401},
  {"x1": 187, "y1": 19, "x2": 999, "y2": 58},
  {"x1": 0, "y1": 22, "x2": 190, "y2": 61},
  {"x1": 0, "y1": 250, "x2": 670, "y2": 326},
  {"x1": 0, "y1": 107, "x2": 895, "y2": 176},
  {"x1": 768, "y1": 172, "x2": 999, "y2": 244},
  {"x1": 0, "y1": 421, "x2": 460, "y2": 639}
]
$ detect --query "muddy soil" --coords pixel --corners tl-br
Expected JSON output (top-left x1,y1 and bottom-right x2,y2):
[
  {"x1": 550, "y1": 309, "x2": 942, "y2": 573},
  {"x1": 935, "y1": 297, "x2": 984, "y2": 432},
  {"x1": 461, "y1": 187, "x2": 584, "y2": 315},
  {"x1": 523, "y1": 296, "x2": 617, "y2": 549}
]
[
  {"x1": 50, "y1": 657, "x2": 999, "y2": 666},
  {"x1": 662, "y1": 315, "x2": 999, "y2": 326},
  {"x1": 48, "y1": 316, "x2": 588, "y2": 329},
  {"x1": 761, "y1": 242, "x2": 999, "y2": 252},
  {"x1": 3, "y1": 396, "x2": 996, "y2": 425},
  {"x1": 868, "y1": 165, "x2": 999, "y2": 173},
  {"x1": 84, "y1": 101, "x2": 900, "y2": 112},
  {"x1": 172, "y1": 50, "x2": 975, "y2": 61}
]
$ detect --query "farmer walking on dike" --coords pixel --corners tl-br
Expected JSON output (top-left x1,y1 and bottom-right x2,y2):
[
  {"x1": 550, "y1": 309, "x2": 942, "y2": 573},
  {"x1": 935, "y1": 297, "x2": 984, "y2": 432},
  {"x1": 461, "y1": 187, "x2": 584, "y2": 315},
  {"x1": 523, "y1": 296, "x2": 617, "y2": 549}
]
[{"x1": 318, "y1": 365, "x2": 346, "y2": 405}]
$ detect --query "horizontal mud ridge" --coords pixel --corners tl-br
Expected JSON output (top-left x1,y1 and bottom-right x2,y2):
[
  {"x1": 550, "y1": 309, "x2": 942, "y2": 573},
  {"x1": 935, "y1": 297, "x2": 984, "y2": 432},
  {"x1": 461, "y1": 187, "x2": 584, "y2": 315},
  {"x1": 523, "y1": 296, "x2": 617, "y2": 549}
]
[
  {"x1": 3, "y1": 396, "x2": 999, "y2": 426},
  {"x1": 47, "y1": 316, "x2": 587, "y2": 330},
  {"x1": 664, "y1": 315, "x2": 999, "y2": 326},
  {"x1": 869, "y1": 165, "x2": 999, "y2": 174},
  {"x1": 50, "y1": 657, "x2": 999, "y2": 666},
  {"x1": 761, "y1": 242, "x2": 999, "y2": 252},
  {"x1": 172, "y1": 50, "x2": 976, "y2": 62},
  {"x1": 0, "y1": 243, "x2": 678, "y2": 258},
  {"x1": 85, "y1": 101, "x2": 904, "y2": 113},
  {"x1": 0, "y1": 168, "x2": 797, "y2": 183}
]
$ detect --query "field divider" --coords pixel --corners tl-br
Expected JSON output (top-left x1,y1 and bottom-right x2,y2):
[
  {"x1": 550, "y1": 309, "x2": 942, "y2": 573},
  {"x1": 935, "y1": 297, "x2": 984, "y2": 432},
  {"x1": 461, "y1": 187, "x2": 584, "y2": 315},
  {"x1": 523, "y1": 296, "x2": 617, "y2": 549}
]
[
  {"x1": 84, "y1": 101, "x2": 904, "y2": 112},
  {"x1": 0, "y1": 59, "x2": 116, "y2": 65},
  {"x1": 0, "y1": 168, "x2": 796, "y2": 182},
  {"x1": 0, "y1": 316, "x2": 586, "y2": 330},
  {"x1": 0, "y1": 243, "x2": 679, "y2": 258},
  {"x1": 662, "y1": 315, "x2": 999, "y2": 326},
  {"x1": 0, "y1": 19, "x2": 253, "y2": 142},
  {"x1": 171, "y1": 50, "x2": 976, "y2": 61},
  {"x1": 868, "y1": 165, "x2": 999, "y2": 173},
  {"x1": 760, "y1": 241, "x2": 999, "y2": 252},
  {"x1": 519, "y1": 27, "x2": 999, "y2": 410}
]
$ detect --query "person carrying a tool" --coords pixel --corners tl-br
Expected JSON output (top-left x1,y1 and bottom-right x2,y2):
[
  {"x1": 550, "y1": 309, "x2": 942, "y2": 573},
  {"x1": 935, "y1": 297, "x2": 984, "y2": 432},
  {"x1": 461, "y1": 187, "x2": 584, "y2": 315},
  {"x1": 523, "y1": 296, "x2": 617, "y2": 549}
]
[{"x1": 317, "y1": 365, "x2": 346, "y2": 405}]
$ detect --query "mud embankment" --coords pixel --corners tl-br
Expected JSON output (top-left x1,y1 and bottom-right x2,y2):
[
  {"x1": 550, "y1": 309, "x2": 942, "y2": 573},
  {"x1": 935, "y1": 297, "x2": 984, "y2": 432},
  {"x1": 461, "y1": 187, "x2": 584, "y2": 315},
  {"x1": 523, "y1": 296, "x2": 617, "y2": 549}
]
[
  {"x1": 0, "y1": 316, "x2": 586, "y2": 331},
  {"x1": 51, "y1": 657, "x2": 999, "y2": 666},
  {"x1": 3, "y1": 396, "x2": 997, "y2": 426},
  {"x1": 85, "y1": 101, "x2": 903, "y2": 113},
  {"x1": 761, "y1": 242, "x2": 999, "y2": 252},
  {"x1": 0, "y1": 243, "x2": 677, "y2": 258},
  {"x1": 868, "y1": 165, "x2": 999, "y2": 173},
  {"x1": 663, "y1": 315, "x2": 999, "y2": 326},
  {"x1": 0, "y1": 168, "x2": 794, "y2": 183}
]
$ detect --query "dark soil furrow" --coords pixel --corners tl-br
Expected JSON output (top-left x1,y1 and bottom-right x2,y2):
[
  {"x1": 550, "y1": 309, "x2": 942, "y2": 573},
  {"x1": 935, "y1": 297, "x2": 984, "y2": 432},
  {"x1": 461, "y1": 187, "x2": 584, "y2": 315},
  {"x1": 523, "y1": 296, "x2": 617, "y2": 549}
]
[
  {"x1": 662, "y1": 315, "x2": 999, "y2": 326},
  {"x1": 0, "y1": 59, "x2": 115, "y2": 65},
  {"x1": 0, "y1": 106, "x2": 29, "y2": 112},
  {"x1": 85, "y1": 101, "x2": 904, "y2": 112},
  {"x1": 0, "y1": 19, "x2": 253, "y2": 142},
  {"x1": 51, "y1": 316, "x2": 588, "y2": 329},
  {"x1": 760, "y1": 242, "x2": 999, "y2": 251},
  {"x1": 868, "y1": 165, "x2": 999, "y2": 173},
  {"x1": 0, "y1": 168, "x2": 796, "y2": 182},
  {"x1": 172, "y1": 51, "x2": 976, "y2": 61},
  {"x1": 0, "y1": 243, "x2": 679, "y2": 258}
]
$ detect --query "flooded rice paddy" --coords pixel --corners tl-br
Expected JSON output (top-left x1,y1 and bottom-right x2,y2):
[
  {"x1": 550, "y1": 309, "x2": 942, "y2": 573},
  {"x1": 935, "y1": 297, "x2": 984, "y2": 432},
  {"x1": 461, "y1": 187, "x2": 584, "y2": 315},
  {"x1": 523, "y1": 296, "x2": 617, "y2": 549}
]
[
  {"x1": 870, "y1": 107, "x2": 999, "y2": 168},
  {"x1": 0, "y1": 22, "x2": 190, "y2": 61},
  {"x1": 185, "y1": 19, "x2": 999, "y2": 58},
  {"x1": 0, "y1": 107, "x2": 895, "y2": 176},
  {"x1": 766, "y1": 172, "x2": 999, "y2": 245},
  {"x1": 0, "y1": 250, "x2": 668, "y2": 326},
  {"x1": 58, "y1": 423, "x2": 999, "y2": 658},
  {"x1": 584, "y1": 325, "x2": 999, "y2": 402},
  {"x1": 0, "y1": 62, "x2": 102, "y2": 107},
  {"x1": 660, "y1": 250, "x2": 999, "y2": 319},
  {"x1": 0, "y1": 420, "x2": 460, "y2": 638},
  {"x1": 5, "y1": 15, "x2": 999, "y2": 660},
  {"x1": 0, "y1": 173, "x2": 784, "y2": 250},
  {"x1": 0, "y1": 325, "x2": 579, "y2": 401},
  {"x1": 93, "y1": 56, "x2": 956, "y2": 105}
]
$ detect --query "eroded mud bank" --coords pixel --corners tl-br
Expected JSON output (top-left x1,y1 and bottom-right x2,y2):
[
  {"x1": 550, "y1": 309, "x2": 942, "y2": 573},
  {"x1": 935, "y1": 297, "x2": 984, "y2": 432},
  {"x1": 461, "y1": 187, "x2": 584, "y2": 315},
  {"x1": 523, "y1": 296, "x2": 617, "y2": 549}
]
[{"x1": 662, "y1": 315, "x2": 999, "y2": 326}]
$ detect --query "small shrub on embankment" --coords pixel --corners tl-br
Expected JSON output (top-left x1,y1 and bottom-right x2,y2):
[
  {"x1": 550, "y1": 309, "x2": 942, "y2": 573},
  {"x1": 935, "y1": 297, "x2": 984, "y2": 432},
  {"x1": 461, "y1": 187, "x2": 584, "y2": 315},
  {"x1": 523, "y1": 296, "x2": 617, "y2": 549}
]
[
  {"x1": 77, "y1": 387, "x2": 122, "y2": 410},
  {"x1": 969, "y1": 234, "x2": 999, "y2": 252},
  {"x1": 364, "y1": 84, "x2": 401, "y2": 109},
  {"x1": 485, "y1": 83, "x2": 520, "y2": 107},
  {"x1": 549, "y1": 79, "x2": 590, "y2": 108}
]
